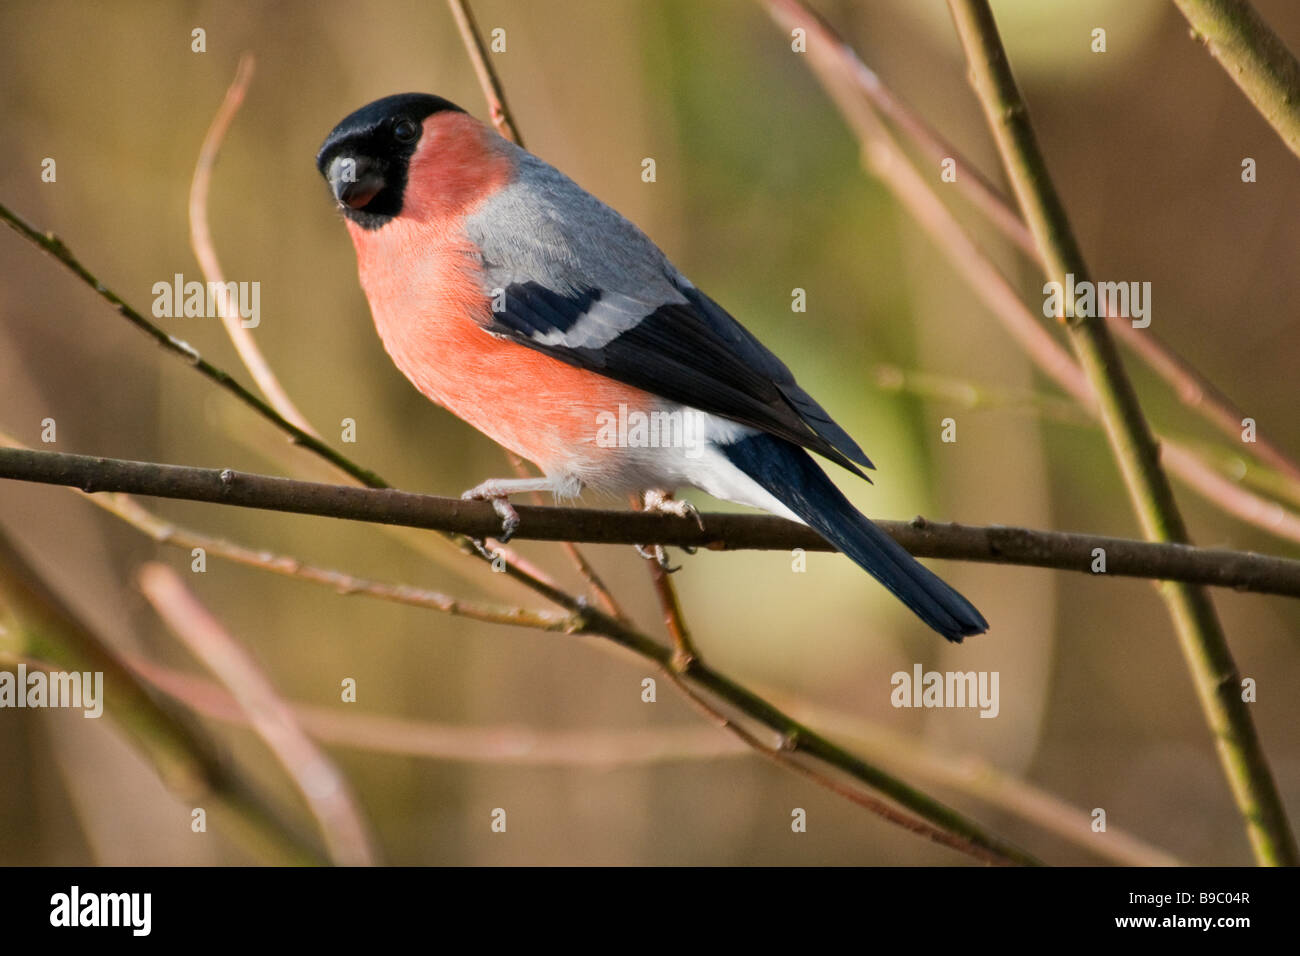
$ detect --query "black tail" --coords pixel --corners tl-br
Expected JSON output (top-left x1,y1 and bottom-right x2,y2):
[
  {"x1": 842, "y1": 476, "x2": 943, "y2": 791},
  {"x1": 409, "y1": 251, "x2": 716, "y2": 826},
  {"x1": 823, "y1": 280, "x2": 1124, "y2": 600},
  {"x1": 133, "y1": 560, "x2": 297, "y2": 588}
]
[{"x1": 722, "y1": 433, "x2": 988, "y2": 642}]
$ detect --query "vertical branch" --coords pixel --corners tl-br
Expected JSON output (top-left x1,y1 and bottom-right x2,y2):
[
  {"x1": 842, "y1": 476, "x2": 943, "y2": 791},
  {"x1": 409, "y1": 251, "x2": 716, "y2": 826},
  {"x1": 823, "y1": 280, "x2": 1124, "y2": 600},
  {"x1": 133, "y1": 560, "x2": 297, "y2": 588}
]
[
  {"x1": 630, "y1": 493, "x2": 699, "y2": 667},
  {"x1": 947, "y1": 0, "x2": 1297, "y2": 866}
]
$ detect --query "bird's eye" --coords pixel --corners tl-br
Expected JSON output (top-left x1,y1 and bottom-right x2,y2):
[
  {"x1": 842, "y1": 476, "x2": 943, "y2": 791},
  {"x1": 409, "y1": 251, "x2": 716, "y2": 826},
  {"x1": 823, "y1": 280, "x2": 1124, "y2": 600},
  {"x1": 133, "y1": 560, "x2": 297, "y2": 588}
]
[{"x1": 393, "y1": 118, "x2": 419, "y2": 144}]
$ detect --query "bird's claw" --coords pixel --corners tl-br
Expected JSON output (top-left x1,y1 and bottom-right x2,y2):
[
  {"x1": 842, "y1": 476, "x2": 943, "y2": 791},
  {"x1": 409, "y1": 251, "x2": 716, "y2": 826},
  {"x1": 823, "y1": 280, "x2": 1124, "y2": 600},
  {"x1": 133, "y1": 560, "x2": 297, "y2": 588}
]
[
  {"x1": 637, "y1": 490, "x2": 702, "y2": 570},
  {"x1": 462, "y1": 484, "x2": 521, "y2": 543},
  {"x1": 643, "y1": 490, "x2": 706, "y2": 531},
  {"x1": 635, "y1": 543, "x2": 681, "y2": 573}
]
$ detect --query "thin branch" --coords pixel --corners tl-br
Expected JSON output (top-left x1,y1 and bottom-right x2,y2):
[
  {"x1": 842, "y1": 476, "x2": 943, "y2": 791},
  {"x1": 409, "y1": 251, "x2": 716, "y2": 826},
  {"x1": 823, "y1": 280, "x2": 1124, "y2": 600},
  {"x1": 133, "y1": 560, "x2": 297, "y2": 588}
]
[
  {"x1": 1172, "y1": 0, "x2": 1300, "y2": 160},
  {"x1": 190, "y1": 53, "x2": 318, "y2": 437},
  {"x1": 446, "y1": 0, "x2": 524, "y2": 145},
  {"x1": 0, "y1": 527, "x2": 322, "y2": 864},
  {"x1": 876, "y1": 366, "x2": 1300, "y2": 512},
  {"x1": 947, "y1": 0, "x2": 1296, "y2": 866},
  {"x1": 84, "y1": 491, "x2": 576, "y2": 631},
  {"x1": 5, "y1": 447, "x2": 1300, "y2": 598},
  {"x1": 138, "y1": 563, "x2": 378, "y2": 866},
  {"x1": 671, "y1": 663, "x2": 1019, "y2": 864},
  {"x1": 0, "y1": 425, "x2": 601, "y2": 635},
  {"x1": 874, "y1": 365, "x2": 1095, "y2": 426},
  {"x1": 759, "y1": 0, "x2": 1300, "y2": 548},
  {"x1": 1109, "y1": 319, "x2": 1300, "y2": 485},
  {"x1": 631, "y1": 493, "x2": 700, "y2": 667}
]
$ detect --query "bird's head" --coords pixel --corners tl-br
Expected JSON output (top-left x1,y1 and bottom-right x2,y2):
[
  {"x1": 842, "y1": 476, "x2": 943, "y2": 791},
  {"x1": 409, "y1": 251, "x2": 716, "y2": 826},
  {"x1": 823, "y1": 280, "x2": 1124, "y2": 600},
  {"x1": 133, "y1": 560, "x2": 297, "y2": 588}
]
[{"x1": 317, "y1": 92, "x2": 503, "y2": 231}]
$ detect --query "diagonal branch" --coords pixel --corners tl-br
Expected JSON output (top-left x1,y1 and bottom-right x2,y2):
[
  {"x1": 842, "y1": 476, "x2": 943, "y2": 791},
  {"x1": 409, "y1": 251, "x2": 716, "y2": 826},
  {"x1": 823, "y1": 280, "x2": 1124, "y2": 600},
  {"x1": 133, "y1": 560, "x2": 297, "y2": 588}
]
[
  {"x1": 947, "y1": 0, "x2": 1296, "y2": 866},
  {"x1": 0, "y1": 527, "x2": 323, "y2": 863},
  {"x1": 0, "y1": 200, "x2": 384, "y2": 488},
  {"x1": 446, "y1": 0, "x2": 524, "y2": 145},
  {"x1": 1172, "y1": 0, "x2": 1300, "y2": 161},
  {"x1": 138, "y1": 563, "x2": 379, "y2": 866}
]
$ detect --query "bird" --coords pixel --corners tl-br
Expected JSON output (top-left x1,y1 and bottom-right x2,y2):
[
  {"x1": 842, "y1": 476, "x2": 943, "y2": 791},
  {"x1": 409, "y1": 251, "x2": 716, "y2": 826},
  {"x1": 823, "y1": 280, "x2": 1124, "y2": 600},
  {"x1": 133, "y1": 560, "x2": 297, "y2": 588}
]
[{"x1": 316, "y1": 92, "x2": 987, "y2": 642}]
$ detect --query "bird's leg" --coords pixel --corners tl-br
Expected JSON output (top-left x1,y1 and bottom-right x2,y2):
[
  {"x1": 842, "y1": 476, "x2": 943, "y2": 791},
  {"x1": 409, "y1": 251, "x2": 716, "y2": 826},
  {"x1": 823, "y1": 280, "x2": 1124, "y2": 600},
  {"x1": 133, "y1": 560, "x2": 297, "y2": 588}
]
[
  {"x1": 461, "y1": 476, "x2": 577, "y2": 543},
  {"x1": 635, "y1": 489, "x2": 705, "y2": 571}
]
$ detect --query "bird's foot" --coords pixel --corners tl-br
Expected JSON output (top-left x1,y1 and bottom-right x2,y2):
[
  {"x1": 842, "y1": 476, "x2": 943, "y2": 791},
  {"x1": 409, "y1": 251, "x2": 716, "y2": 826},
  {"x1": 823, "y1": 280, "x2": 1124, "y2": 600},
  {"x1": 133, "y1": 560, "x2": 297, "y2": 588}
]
[
  {"x1": 635, "y1": 543, "x2": 681, "y2": 573},
  {"x1": 642, "y1": 489, "x2": 703, "y2": 555},
  {"x1": 461, "y1": 481, "x2": 522, "y2": 543},
  {"x1": 643, "y1": 489, "x2": 705, "y2": 528},
  {"x1": 634, "y1": 490, "x2": 703, "y2": 569}
]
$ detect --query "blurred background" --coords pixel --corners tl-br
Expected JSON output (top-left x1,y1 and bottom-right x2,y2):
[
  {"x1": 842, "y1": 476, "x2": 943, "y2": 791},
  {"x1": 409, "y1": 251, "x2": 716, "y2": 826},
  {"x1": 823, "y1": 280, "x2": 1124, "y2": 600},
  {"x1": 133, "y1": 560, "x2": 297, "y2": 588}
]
[{"x1": 1, "y1": 0, "x2": 1297, "y2": 865}]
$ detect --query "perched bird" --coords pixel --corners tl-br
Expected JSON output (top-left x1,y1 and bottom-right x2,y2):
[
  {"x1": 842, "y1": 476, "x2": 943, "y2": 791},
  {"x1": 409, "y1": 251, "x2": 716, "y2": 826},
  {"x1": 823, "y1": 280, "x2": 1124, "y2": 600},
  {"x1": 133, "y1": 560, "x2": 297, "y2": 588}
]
[{"x1": 316, "y1": 93, "x2": 987, "y2": 641}]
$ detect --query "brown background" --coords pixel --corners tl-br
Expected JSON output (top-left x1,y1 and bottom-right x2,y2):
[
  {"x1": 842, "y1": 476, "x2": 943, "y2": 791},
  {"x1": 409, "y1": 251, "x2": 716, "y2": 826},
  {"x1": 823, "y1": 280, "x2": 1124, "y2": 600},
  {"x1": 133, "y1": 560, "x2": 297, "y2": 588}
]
[{"x1": 0, "y1": 0, "x2": 1296, "y2": 865}]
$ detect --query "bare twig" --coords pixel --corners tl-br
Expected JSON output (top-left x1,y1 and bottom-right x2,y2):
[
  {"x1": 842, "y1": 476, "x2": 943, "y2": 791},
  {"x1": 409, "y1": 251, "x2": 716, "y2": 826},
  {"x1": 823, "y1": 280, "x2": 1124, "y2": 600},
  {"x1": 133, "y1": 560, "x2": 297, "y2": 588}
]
[
  {"x1": 631, "y1": 493, "x2": 700, "y2": 666},
  {"x1": 5, "y1": 447, "x2": 1300, "y2": 598},
  {"x1": 0, "y1": 200, "x2": 385, "y2": 487},
  {"x1": 947, "y1": 0, "x2": 1296, "y2": 866},
  {"x1": 189, "y1": 53, "x2": 318, "y2": 436},
  {"x1": 138, "y1": 564, "x2": 378, "y2": 866},
  {"x1": 446, "y1": 0, "x2": 524, "y2": 145}
]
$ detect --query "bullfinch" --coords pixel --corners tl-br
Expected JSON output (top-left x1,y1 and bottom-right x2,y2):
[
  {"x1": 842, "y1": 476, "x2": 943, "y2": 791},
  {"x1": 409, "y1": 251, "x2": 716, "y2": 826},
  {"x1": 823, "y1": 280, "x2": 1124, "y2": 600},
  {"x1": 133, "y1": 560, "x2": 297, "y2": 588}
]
[{"x1": 316, "y1": 93, "x2": 987, "y2": 642}]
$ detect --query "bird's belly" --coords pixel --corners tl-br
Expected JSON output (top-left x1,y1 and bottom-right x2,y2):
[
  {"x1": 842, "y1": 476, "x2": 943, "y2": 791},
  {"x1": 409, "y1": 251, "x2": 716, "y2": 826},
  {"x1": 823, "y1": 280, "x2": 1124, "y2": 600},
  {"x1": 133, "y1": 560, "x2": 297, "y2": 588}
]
[{"x1": 370, "y1": 299, "x2": 673, "y2": 491}]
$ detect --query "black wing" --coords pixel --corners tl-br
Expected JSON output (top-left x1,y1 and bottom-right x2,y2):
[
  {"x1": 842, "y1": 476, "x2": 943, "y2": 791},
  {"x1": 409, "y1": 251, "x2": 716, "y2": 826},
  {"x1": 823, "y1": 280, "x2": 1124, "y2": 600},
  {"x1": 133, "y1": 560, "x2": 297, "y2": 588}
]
[{"x1": 483, "y1": 279, "x2": 874, "y2": 478}]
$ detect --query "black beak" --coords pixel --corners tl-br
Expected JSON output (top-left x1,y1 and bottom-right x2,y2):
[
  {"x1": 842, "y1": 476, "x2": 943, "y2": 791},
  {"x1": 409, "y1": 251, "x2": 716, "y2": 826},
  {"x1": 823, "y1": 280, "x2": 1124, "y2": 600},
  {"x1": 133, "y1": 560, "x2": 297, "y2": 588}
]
[{"x1": 327, "y1": 155, "x2": 386, "y2": 210}]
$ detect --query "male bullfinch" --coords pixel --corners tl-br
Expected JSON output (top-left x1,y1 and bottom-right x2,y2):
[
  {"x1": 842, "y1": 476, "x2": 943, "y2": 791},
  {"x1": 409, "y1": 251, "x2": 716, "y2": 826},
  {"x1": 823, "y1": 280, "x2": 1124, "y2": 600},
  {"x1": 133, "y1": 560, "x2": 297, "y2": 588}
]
[{"x1": 316, "y1": 93, "x2": 987, "y2": 642}]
